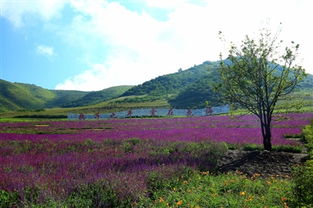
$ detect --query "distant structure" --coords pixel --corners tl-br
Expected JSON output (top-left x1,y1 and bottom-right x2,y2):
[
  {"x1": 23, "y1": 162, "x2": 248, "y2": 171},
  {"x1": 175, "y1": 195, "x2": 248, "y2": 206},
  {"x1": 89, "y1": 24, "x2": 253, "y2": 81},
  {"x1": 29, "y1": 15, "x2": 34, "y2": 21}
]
[{"x1": 68, "y1": 105, "x2": 230, "y2": 120}]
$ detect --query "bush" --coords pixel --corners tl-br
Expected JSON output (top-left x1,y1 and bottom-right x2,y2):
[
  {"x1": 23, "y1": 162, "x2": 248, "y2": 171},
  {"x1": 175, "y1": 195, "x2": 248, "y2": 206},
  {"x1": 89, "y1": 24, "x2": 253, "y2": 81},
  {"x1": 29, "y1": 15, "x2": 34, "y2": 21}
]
[
  {"x1": 146, "y1": 167, "x2": 193, "y2": 199},
  {"x1": 303, "y1": 122, "x2": 313, "y2": 152},
  {"x1": 292, "y1": 119, "x2": 313, "y2": 207},
  {"x1": 121, "y1": 138, "x2": 141, "y2": 153},
  {"x1": 243, "y1": 144, "x2": 263, "y2": 151},
  {"x1": 243, "y1": 144, "x2": 302, "y2": 153},
  {"x1": 272, "y1": 145, "x2": 303, "y2": 153},
  {"x1": 124, "y1": 138, "x2": 141, "y2": 145},
  {"x1": 66, "y1": 181, "x2": 123, "y2": 208},
  {"x1": 293, "y1": 159, "x2": 313, "y2": 206},
  {"x1": 0, "y1": 190, "x2": 19, "y2": 208}
]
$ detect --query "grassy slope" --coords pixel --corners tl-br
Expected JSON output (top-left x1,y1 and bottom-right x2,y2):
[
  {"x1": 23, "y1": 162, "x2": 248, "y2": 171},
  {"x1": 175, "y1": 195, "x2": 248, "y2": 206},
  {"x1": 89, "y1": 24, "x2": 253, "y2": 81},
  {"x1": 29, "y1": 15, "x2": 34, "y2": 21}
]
[
  {"x1": 1, "y1": 91, "x2": 312, "y2": 120},
  {"x1": 1, "y1": 60, "x2": 312, "y2": 116},
  {"x1": 62, "y1": 85, "x2": 134, "y2": 107},
  {"x1": 0, "y1": 80, "x2": 53, "y2": 111},
  {"x1": 122, "y1": 61, "x2": 217, "y2": 97},
  {"x1": 47, "y1": 90, "x2": 89, "y2": 108},
  {"x1": 120, "y1": 60, "x2": 313, "y2": 109},
  {"x1": 0, "y1": 95, "x2": 170, "y2": 119},
  {"x1": 0, "y1": 80, "x2": 132, "y2": 112}
]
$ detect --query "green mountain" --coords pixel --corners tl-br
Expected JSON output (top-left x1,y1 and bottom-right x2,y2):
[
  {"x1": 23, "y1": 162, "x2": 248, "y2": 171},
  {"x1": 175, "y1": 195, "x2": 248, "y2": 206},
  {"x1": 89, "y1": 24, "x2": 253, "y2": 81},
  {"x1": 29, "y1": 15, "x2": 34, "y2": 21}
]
[
  {"x1": 121, "y1": 60, "x2": 313, "y2": 108},
  {"x1": 63, "y1": 86, "x2": 134, "y2": 107},
  {"x1": 0, "y1": 79, "x2": 132, "y2": 112},
  {"x1": 122, "y1": 61, "x2": 219, "y2": 97},
  {"x1": 120, "y1": 61, "x2": 224, "y2": 108},
  {"x1": 1, "y1": 60, "x2": 312, "y2": 112},
  {"x1": 46, "y1": 90, "x2": 89, "y2": 108},
  {"x1": 168, "y1": 77, "x2": 222, "y2": 108},
  {"x1": 0, "y1": 80, "x2": 56, "y2": 111}
]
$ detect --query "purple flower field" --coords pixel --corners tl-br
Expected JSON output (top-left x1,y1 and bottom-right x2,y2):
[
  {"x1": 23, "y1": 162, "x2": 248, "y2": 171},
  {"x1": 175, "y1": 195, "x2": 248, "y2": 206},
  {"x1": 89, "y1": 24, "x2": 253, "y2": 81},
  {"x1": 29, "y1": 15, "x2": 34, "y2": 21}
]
[
  {"x1": 1, "y1": 113, "x2": 311, "y2": 144},
  {"x1": 0, "y1": 112, "x2": 312, "y2": 203}
]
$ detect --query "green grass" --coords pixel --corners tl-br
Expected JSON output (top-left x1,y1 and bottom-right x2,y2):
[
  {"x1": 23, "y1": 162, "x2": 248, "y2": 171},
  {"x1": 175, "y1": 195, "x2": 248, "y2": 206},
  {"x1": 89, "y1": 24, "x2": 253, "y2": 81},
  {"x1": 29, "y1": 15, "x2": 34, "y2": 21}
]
[
  {"x1": 136, "y1": 170, "x2": 294, "y2": 208},
  {"x1": 242, "y1": 144, "x2": 303, "y2": 153},
  {"x1": 0, "y1": 98, "x2": 170, "y2": 120},
  {"x1": 0, "y1": 170, "x2": 296, "y2": 208},
  {"x1": 292, "y1": 120, "x2": 313, "y2": 206},
  {"x1": 61, "y1": 85, "x2": 134, "y2": 107}
]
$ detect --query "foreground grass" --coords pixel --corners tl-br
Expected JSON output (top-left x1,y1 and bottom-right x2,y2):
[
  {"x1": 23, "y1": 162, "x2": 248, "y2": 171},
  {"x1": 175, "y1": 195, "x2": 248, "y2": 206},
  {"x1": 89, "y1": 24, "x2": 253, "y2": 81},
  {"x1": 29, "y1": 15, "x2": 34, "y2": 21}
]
[
  {"x1": 1, "y1": 170, "x2": 294, "y2": 208},
  {"x1": 136, "y1": 170, "x2": 293, "y2": 208}
]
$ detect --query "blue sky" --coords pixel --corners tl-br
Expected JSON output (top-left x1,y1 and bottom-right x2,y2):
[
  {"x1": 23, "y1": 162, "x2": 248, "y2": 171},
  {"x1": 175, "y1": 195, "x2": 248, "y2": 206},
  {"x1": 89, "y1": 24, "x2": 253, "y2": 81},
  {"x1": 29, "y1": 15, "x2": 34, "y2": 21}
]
[{"x1": 1, "y1": 0, "x2": 312, "y2": 91}]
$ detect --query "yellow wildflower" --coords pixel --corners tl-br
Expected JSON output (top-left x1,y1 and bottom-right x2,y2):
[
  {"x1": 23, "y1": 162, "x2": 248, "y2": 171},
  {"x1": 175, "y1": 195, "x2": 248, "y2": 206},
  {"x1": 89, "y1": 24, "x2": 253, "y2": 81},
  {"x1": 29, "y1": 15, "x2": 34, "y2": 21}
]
[
  {"x1": 283, "y1": 202, "x2": 289, "y2": 208},
  {"x1": 240, "y1": 191, "x2": 246, "y2": 196},
  {"x1": 176, "y1": 200, "x2": 183, "y2": 206},
  {"x1": 245, "y1": 195, "x2": 254, "y2": 202}
]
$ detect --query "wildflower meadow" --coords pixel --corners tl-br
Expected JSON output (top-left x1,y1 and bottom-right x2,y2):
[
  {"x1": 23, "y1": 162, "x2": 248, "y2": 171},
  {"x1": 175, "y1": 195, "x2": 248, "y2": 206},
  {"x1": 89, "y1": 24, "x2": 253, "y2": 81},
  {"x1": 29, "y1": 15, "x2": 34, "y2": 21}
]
[{"x1": 0, "y1": 112, "x2": 313, "y2": 207}]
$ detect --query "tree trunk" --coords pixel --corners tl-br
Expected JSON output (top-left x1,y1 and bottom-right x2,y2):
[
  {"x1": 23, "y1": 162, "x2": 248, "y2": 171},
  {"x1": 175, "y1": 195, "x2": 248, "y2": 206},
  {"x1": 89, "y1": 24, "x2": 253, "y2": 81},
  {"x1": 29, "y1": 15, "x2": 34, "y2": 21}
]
[
  {"x1": 262, "y1": 122, "x2": 272, "y2": 151},
  {"x1": 260, "y1": 113, "x2": 272, "y2": 151}
]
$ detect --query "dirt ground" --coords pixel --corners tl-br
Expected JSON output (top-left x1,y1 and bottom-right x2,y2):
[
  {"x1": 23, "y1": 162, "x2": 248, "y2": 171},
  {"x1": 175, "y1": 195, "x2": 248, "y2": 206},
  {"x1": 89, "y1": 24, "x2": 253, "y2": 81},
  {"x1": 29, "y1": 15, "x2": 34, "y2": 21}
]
[{"x1": 217, "y1": 150, "x2": 309, "y2": 177}]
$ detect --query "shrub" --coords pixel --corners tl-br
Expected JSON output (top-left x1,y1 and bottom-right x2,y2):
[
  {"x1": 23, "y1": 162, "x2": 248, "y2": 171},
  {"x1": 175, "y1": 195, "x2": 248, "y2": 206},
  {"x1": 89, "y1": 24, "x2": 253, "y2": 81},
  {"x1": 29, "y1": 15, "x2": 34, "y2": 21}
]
[
  {"x1": 227, "y1": 143, "x2": 240, "y2": 150},
  {"x1": 183, "y1": 141, "x2": 228, "y2": 171},
  {"x1": 82, "y1": 138, "x2": 96, "y2": 147},
  {"x1": 146, "y1": 167, "x2": 193, "y2": 199},
  {"x1": 303, "y1": 121, "x2": 313, "y2": 152},
  {"x1": 66, "y1": 181, "x2": 123, "y2": 208},
  {"x1": 124, "y1": 138, "x2": 141, "y2": 145},
  {"x1": 243, "y1": 144, "x2": 263, "y2": 151},
  {"x1": 22, "y1": 186, "x2": 41, "y2": 205},
  {"x1": 292, "y1": 119, "x2": 313, "y2": 206},
  {"x1": 0, "y1": 190, "x2": 19, "y2": 208},
  {"x1": 243, "y1": 144, "x2": 302, "y2": 153},
  {"x1": 272, "y1": 145, "x2": 302, "y2": 153},
  {"x1": 293, "y1": 159, "x2": 313, "y2": 206},
  {"x1": 102, "y1": 138, "x2": 121, "y2": 146},
  {"x1": 121, "y1": 138, "x2": 141, "y2": 153}
]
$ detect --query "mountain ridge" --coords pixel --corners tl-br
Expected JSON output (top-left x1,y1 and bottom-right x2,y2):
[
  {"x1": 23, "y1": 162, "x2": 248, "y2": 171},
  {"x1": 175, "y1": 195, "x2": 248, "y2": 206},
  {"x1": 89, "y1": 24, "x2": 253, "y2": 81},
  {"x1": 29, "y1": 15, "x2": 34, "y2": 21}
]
[
  {"x1": 1, "y1": 60, "x2": 312, "y2": 112},
  {"x1": 0, "y1": 79, "x2": 133, "y2": 112}
]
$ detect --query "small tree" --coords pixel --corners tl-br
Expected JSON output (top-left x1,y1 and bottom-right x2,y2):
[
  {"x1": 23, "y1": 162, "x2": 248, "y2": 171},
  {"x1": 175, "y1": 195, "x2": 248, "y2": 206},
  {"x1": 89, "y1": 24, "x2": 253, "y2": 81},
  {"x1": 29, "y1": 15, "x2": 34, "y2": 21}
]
[{"x1": 218, "y1": 29, "x2": 306, "y2": 151}]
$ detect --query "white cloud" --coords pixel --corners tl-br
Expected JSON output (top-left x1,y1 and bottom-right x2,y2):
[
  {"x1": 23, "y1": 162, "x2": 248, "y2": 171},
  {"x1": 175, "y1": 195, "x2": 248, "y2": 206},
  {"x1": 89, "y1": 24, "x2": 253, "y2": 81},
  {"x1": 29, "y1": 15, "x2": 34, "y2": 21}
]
[
  {"x1": 55, "y1": 64, "x2": 109, "y2": 91},
  {"x1": 55, "y1": 0, "x2": 312, "y2": 90},
  {"x1": 0, "y1": 0, "x2": 68, "y2": 27},
  {"x1": 144, "y1": 0, "x2": 207, "y2": 9},
  {"x1": 36, "y1": 45, "x2": 55, "y2": 57},
  {"x1": 1, "y1": 0, "x2": 312, "y2": 90}
]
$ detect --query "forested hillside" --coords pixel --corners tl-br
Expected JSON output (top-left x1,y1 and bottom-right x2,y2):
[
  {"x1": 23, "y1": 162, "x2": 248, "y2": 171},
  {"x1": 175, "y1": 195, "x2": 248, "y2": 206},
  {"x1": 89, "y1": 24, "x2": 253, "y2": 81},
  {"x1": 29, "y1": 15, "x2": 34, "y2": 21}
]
[
  {"x1": 122, "y1": 61, "x2": 219, "y2": 97},
  {"x1": 121, "y1": 60, "x2": 313, "y2": 108}
]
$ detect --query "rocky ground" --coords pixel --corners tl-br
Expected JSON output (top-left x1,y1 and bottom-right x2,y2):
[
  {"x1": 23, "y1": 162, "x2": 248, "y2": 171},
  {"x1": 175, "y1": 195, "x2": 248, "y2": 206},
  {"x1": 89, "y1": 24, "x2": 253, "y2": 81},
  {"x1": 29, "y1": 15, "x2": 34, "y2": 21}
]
[{"x1": 217, "y1": 150, "x2": 309, "y2": 177}]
